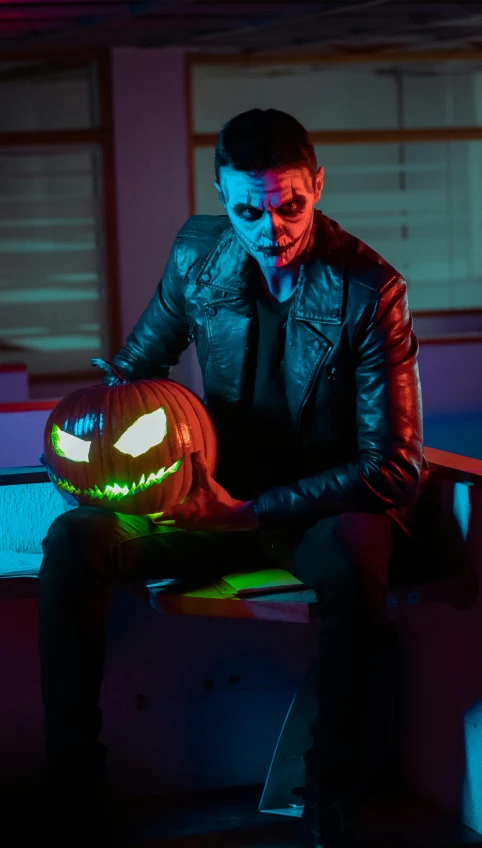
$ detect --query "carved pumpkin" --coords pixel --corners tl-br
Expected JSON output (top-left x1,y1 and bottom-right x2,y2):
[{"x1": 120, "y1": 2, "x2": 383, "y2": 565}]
[{"x1": 42, "y1": 359, "x2": 218, "y2": 515}]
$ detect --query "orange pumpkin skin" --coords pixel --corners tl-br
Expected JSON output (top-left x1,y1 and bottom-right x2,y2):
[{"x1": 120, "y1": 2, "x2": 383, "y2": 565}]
[{"x1": 42, "y1": 365, "x2": 218, "y2": 515}]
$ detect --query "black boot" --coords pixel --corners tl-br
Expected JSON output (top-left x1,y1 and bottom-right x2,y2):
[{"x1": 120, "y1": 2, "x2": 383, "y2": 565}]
[
  {"x1": 39, "y1": 762, "x2": 124, "y2": 847},
  {"x1": 293, "y1": 773, "x2": 348, "y2": 848}
]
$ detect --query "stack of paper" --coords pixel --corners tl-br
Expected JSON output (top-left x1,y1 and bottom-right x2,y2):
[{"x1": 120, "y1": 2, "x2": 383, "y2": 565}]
[{"x1": 0, "y1": 551, "x2": 42, "y2": 579}]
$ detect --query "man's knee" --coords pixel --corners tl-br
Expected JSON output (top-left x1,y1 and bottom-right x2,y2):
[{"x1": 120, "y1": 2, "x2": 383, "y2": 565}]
[
  {"x1": 335, "y1": 512, "x2": 393, "y2": 612},
  {"x1": 334, "y1": 512, "x2": 393, "y2": 579},
  {"x1": 293, "y1": 512, "x2": 393, "y2": 614},
  {"x1": 40, "y1": 507, "x2": 116, "y2": 583}
]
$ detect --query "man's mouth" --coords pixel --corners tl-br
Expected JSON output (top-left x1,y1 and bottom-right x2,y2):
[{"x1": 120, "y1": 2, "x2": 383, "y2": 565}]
[{"x1": 245, "y1": 233, "x2": 302, "y2": 256}]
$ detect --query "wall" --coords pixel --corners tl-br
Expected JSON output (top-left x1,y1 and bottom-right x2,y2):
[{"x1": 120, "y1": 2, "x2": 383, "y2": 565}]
[
  {"x1": 28, "y1": 46, "x2": 198, "y2": 401},
  {"x1": 110, "y1": 46, "x2": 198, "y2": 391},
  {"x1": 0, "y1": 365, "x2": 28, "y2": 403},
  {"x1": 418, "y1": 342, "x2": 482, "y2": 460},
  {"x1": 0, "y1": 402, "x2": 55, "y2": 468},
  {"x1": 111, "y1": 48, "x2": 186, "y2": 341}
]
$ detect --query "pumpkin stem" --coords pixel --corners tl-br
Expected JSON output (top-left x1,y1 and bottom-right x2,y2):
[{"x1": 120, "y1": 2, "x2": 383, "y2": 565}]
[{"x1": 91, "y1": 358, "x2": 128, "y2": 385}]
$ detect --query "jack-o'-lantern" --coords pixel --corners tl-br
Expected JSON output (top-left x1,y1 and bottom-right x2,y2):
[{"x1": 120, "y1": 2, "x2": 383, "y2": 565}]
[{"x1": 42, "y1": 359, "x2": 218, "y2": 515}]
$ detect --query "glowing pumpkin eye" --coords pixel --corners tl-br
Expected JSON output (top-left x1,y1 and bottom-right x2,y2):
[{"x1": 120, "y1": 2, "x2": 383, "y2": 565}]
[
  {"x1": 51, "y1": 423, "x2": 91, "y2": 463},
  {"x1": 114, "y1": 407, "x2": 167, "y2": 458}
]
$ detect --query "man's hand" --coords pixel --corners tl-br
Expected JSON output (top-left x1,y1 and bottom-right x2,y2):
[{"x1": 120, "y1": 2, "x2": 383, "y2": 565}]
[{"x1": 151, "y1": 451, "x2": 261, "y2": 532}]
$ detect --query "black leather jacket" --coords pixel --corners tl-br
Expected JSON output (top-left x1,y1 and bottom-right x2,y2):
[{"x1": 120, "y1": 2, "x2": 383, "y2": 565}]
[{"x1": 110, "y1": 210, "x2": 429, "y2": 536}]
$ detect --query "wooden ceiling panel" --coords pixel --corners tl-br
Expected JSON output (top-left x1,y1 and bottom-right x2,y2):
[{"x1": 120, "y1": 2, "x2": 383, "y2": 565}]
[{"x1": 0, "y1": 0, "x2": 481, "y2": 55}]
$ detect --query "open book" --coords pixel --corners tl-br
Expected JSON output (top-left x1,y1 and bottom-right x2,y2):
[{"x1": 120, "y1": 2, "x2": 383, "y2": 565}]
[{"x1": 219, "y1": 568, "x2": 305, "y2": 597}]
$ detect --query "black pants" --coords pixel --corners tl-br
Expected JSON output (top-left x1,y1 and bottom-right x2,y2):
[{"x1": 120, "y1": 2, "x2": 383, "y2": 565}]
[{"x1": 39, "y1": 507, "x2": 398, "y2": 802}]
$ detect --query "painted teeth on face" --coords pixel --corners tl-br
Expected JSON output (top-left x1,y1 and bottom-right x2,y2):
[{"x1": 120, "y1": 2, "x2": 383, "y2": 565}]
[
  {"x1": 240, "y1": 230, "x2": 303, "y2": 254},
  {"x1": 52, "y1": 457, "x2": 183, "y2": 502},
  {"x1": 256, "y1": 237, "x2": 294, "y2": 247},
  {"x1": 251, "y1": 239, "x2": 296, "y2": 251}
]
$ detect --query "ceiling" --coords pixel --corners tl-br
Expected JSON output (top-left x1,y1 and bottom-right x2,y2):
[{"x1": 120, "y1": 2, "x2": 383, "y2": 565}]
[{"x1": 1, "y1": 0, "x2": 482, "y2": 56}]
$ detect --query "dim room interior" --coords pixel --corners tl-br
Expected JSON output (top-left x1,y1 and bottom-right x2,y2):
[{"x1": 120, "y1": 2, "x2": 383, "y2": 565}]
[{"x1": 2, "y1": 2, "x2": 482, "y2": 845}]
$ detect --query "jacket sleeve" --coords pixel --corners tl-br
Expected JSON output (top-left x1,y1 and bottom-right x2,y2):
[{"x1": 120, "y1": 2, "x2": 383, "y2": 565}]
[
  {"x1": 253, "y1": 274, "x2": 426, "y2": 533},
  {"x1": 105, "y1": 237, "x2": 191, "y2": 384}
]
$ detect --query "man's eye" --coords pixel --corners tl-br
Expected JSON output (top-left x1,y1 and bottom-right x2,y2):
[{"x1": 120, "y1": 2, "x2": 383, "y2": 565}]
[
  {"x1": 238, "y1": 208, "x2": 262, "y2": 221},
  {"x1": 281, "y1": 202, "x2": 302, "y2": 214}
]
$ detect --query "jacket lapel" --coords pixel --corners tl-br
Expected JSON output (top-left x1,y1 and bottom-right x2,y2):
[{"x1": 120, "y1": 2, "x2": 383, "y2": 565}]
[
  {"x1": 196, "y1": 223, "x2": 252, "y2": 294},
  {"x1": 194, "y1": 223, "x2": 253, "y2": 401},
  {"x1": 194, "y1": 212, "x2": 345, "y2": 420},
  {"x1": 284, "y1": 214, "x2": 344, "y2": 430}
]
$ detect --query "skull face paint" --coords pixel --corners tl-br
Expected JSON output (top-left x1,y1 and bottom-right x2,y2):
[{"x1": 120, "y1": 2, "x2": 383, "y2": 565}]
[{"x1": 215, "y1": 166, "x2": 324, "y2": 269}]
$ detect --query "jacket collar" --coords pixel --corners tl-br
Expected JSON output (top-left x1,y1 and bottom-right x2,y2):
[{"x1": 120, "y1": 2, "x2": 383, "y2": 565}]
[
  {"x1": 195, "y1": 211, "x2": 344, "y2": 324},
  {"x1": 293, "y1": 212, "x2": 344, "y2": 325}
]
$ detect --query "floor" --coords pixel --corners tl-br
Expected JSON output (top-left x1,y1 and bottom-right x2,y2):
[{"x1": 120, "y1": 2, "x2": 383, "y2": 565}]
[
  {"x1": 2, "y1": 779, "x2": 482, "y2": 847},
  {"x1": 119, "y1": 783, "x2": 482, "y2": 847}
]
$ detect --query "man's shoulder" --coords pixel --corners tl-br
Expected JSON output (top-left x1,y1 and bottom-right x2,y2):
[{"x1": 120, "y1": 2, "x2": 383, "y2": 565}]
[
  {"x1": 318, "y1": 212, "x2": 402, "y2": 295},
  {"x1": 171, "y1": 216, "x2": 232, "y2": 271},
  {"x1": 175, "y1": 214, "x2": 231, "y2": 245}
]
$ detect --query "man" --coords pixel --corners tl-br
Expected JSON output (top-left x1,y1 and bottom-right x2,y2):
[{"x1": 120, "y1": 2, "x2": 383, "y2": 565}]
[{"x1": 39, "y1": 108, "x2": 429, "y2": 847}]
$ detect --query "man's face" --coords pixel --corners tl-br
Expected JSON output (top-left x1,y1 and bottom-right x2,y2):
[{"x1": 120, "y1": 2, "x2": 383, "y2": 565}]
[{"x1": 215, "y1": 165, "x2": 324, "y2": 269}]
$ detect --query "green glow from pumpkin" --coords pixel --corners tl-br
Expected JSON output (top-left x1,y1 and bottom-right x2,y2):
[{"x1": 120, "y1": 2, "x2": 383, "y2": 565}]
[
  {"x1": 51, "y1": 423, "x2": 91, "y2": 463},
  {"x1": 52, "y1": 456, "x2": 183, "y2": 502},
  {"x1": 114, "y1": 408, "x2": 168, "y2": 458}
]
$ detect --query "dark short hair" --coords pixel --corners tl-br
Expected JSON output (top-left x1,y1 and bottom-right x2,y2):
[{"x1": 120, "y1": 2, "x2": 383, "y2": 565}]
[{"x1": 214, "y1": 108, "x2": 317, "y2": 184}]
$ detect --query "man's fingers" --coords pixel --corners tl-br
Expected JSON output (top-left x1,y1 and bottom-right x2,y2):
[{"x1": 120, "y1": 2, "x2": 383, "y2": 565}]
[
  {"x1": 192, "y1": 450, "x2": 207, "y2": 468},
  {"x1": 191, "y1": 451, "x2": 211, "y2": 486}
]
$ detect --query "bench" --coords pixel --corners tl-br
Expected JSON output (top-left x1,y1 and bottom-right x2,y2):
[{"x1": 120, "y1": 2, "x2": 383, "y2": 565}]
[
  {"x1": 143, "y1": 446, "x2": 481, "y2": 627},
  {"x1": 1, "y1": 446, "x2": 482, "y2": 832}
]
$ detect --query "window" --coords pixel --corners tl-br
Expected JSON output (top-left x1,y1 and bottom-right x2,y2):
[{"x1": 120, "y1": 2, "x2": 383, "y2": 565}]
[
  {"x1": 189, "y1": 57, "x2": 482, "y2": 338},
  {"x1": 195, "y1": 139, "x2": 482, "y2": 313},
  {"x1": 0, "y1": 55, "x2": 119, "y2": 380}
]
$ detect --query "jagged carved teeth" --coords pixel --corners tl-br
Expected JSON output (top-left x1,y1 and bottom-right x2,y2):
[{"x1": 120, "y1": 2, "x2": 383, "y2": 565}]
[{"x1": 53, "y1": 457, "x2": 183, "y2": 500}]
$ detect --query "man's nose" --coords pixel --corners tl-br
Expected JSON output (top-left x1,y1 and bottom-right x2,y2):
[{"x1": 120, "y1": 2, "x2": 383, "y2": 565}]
[{"x1": 263, "y1": 212, "x2": 284, "y2": 239}]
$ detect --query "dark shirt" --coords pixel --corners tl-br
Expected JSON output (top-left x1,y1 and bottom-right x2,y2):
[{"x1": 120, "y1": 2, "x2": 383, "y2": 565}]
[{"x1": 221, "y1": 273, "x2": 302, "y2": 501}]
